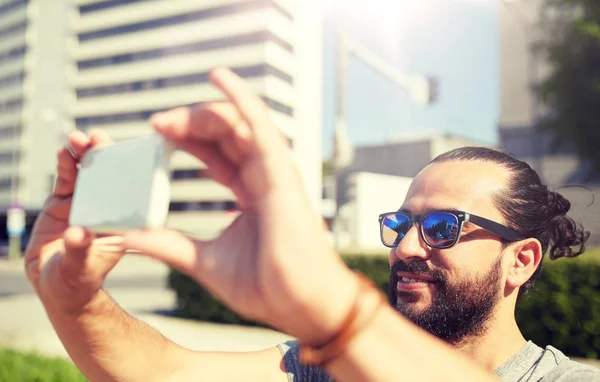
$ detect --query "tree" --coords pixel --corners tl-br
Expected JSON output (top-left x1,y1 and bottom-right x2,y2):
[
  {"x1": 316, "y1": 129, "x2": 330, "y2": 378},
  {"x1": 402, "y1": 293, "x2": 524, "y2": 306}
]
[
  {"x1": 537, "y1": 0, "x2": 600, "y2": 178},
  {"x1": 322, "y1": 159, "x2": 334, "y2": 178}
]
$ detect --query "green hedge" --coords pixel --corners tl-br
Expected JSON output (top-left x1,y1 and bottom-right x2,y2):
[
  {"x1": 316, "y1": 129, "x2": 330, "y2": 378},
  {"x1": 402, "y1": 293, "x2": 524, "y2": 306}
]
[
  {"x1": 167, "y1": 254, "x2": 391, "y2": 327},
  {"x1": 168, "y1": 251, "x2": 600, "y2": 358},
  {"x1": 0, "y1": 347, "x2": 87, "y2": 382},
  {"x1": 516, "y1": 253, "x2": 600, "y2": 359}
]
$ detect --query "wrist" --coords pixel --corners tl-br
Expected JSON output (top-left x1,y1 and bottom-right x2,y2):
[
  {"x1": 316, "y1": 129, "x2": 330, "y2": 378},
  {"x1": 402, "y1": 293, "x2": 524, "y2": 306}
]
[
  {"x1": 43, "y1": 288, "x2": 110, "y2": 319},
  {"x1": 293, "y1": 268, "x2": 363, "y2": 346},
  {"x1": 298, "y1": 271, "x2": 387, "y2": 367}
]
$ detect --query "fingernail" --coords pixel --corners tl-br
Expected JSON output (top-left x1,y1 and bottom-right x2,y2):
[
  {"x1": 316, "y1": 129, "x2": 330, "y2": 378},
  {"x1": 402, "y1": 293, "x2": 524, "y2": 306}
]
[
  {"x1": 64, "y1": 226, "x2": 93, "y2": 247},
  {"x1": 150, "y1": 112, "x2": 169, "y2": 130}
]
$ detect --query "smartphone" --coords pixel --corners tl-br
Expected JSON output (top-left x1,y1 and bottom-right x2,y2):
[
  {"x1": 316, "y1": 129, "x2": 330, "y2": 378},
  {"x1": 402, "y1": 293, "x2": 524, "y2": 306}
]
[{"x1": 69, "y1": 133, "x2": 174, "y2": 234}]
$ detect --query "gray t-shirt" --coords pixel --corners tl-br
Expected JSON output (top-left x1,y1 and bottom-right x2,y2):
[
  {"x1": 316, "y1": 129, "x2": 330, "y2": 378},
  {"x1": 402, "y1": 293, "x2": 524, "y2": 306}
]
[{"x1": 278, "y1": 340, "x2": 600, "y2": 381}]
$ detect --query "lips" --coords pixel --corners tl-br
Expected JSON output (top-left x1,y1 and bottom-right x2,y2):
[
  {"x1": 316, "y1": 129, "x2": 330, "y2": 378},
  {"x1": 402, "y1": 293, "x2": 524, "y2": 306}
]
[
  {"x1": 396, "y1": 272, "x2": 437, "y2": 292},
  {"x1": 397, "y1": 272, "x2": 436, "y2": 283}
]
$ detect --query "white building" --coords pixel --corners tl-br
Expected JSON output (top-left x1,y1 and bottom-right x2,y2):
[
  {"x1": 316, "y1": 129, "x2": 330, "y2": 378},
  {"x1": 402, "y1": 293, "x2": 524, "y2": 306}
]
[
  {"x1": 349, "y1": 131, "x2": 491, "y2": 180},
  {"x1": 0, "y1": 0, "x2": 74, "y2": 211},
  {"x1": 0, "y1": 0, "x2": 324, "y2": 241},
  {"x1": 498, "y1": 0, "x2": 600, "y2": 245},
  {"x1": 324, "y1": 133, "x2": 489, "y2": 252},
  {"x1": 73, "y1": 0, "x2": 322, "y2": 239},
  {"x1": 336, "y1": 172, "x2": 413, "y2": 253}
]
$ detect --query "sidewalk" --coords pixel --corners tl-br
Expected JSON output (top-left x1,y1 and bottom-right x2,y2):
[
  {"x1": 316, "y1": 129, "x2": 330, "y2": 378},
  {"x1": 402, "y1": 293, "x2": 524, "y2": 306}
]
[
  {"x1": 0, "y1": 253, "x2": 170, "y2": 279},
  {"x1": 0, "y1": 255, "x2": 293, "y2": 356},
  {"x1": 0, "y1": 286, "x2": 294, "y2": 359}
]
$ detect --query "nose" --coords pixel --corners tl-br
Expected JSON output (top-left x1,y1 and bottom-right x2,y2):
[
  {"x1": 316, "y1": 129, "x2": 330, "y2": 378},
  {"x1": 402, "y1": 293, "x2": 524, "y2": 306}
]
[{"x1": 390, "y1": 223, "x2": 429, "y2": 264}]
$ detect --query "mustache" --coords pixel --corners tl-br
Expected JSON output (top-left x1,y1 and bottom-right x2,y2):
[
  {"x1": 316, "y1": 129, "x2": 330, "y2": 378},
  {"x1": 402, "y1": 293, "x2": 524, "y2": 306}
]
[{"x1": 390, "y1": 260, "x2": 445, "y2": 282}]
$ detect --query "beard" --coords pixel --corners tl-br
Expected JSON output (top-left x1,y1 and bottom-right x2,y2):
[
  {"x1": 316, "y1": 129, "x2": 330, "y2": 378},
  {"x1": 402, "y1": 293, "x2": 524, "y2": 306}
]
[{"x1": 388, "y1": 256, "x2": 503, "y2": 345}]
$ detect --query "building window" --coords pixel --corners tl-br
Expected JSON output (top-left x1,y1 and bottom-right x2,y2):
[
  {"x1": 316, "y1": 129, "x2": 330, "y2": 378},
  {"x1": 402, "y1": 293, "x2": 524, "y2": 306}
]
[
  {"x1": 0, "y1": 125, "x2": 22, "y2": 139},
  {"x1": 0, "y1": 20, "x2": 27, "y2": 39},
  {"x1": 0, "y1": 177, "x2": 16, "y2": 190},
  {"x1": 77, "y1": 30, "x2": 293, "y2": 71},
  {"x1": 169, "y1": 201, "x2": 238, "y2": 212},
  {"x1": 79, "y1": 0, "x2": 151, "y2": 14},
  {"x1": 75, "y1": 95, "x2": 293, "y2": 129},
  {"x1": 0, "y1": 45, "x2": 26, "y2": 64},
  {"x1": 76, "y1": 64, "x2": 293, "y2": 98},
  {"x1": 0, "y1": 71, "x2": 25, "y2": 88},
  {"x1": 79, "y1": 0, "x2": 292, "y2": 31},
  {"x1": 0, "y1": 0, "x2": 28, "y2": 15},
  {"x1": 262, "y1": 97, "x2": 293, "y2": 117},
  {"x1": 171, "y1": 169, "x2": 212, "y2": 180},
  {"x1": 0, "y1": 98, "x2": 23, "y2": 113},
  {"x1": 77, "y1": 109, "x2": 159, "y2": 129},
  {"x1": 0, "y1": 152, "x2": 18, "y2": 163}
]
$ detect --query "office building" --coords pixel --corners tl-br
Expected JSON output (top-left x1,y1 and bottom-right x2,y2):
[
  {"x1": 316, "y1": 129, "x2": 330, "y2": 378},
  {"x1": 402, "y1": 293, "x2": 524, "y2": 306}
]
[
  {"x1": 348, "y1": 131, "x2": 489, "y2": 179},
  {"x1": 323, "y1": 132, "x2": 489, "y2": 251},
  {"x1": 73, "y1": 0, "x2": 322, "y2": 239},
  {"x1": 0, "y1": 0, "x2": 323, "y2": 241},
  {"x1": 498, "y1": 0, "x2": 599, "y2": 244},
  {"x1": 0, "y1": 0, "x2": 74, "y2": 215}
]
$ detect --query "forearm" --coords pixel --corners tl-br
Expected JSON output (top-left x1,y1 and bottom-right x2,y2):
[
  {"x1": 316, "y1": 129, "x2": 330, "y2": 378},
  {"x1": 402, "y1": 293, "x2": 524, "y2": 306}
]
[
  {"x1": 43, "y1": 289, "x2": 182, "y2": 382},
  {"x1": 326, "y1": 304, "x2": 500, "y2": 382}
]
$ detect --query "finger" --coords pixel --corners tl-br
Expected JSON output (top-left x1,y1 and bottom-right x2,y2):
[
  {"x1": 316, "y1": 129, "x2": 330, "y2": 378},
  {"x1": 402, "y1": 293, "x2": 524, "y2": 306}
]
[
  {"x1": 62, "y1": 227, "x2": 124, "y2": 278},
  {"x1": 68, "y1": 130, "x2": 92, "y2": 160},
  {"x1": 151, "y1": 103, "x2": 254, "y2": 164},
  {"x1": 173, "y1": 140, "x2": 238, "y2": 187},
  {"x1": 123, "y1": 228, "x2": 204, "y2": 276},
  {"x1": 62, "y1": 226, "x2": 95, "y2": 270},
  {"x1": 67, "y1": 129, "x2": 112, "y2": 162},
  {"x1": 209, "y1": 68, "x2": 288, "y2": 154},
  {"x1": 171, "y1": 139, "x2": 251, "y2": 208},
  {"x1": 88, "y1": 129, "x2": 113, "y2": 147},
  {"x1": 52, "y1": 148, "x2": 79, "y2": 197},
  {"x1": 48, "y1": 129, "x2": 114, "y2": 221},
  {"x1": 34, "y1": 197, "x2": 71, "y2": 228}
]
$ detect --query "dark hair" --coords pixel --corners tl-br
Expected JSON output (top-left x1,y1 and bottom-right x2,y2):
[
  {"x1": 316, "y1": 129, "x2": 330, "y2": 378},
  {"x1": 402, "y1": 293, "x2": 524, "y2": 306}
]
[{"x1": 430, "y1": 146, "x2": 590, "y2": 298}]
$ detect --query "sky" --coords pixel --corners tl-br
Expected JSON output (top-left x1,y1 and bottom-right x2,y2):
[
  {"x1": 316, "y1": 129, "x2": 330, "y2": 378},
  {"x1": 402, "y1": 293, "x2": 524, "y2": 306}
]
[{"x1": 320, "y1": 0, "x2": 500, "y2": 159}]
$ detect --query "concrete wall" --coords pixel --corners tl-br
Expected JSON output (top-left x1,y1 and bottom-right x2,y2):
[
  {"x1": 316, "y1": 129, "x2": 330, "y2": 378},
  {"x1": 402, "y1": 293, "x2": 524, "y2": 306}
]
[
  {"x1": 337, "y1": 172, "x2": 413, "y2": 253},
  {"x1": 22, "y1": 0, "x2": 75, "y2": 208}
]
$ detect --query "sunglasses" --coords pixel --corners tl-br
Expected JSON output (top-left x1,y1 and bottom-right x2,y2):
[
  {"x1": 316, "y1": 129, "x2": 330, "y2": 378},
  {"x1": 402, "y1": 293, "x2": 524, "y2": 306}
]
[{"x1": 378, "y1": 210, "x2": 525, "y2": 249}]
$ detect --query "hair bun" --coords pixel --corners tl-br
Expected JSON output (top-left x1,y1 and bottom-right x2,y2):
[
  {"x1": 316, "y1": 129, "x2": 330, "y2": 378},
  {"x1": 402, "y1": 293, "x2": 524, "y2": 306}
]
[
  {"x1": 548, "y1": 214, "x2": 590, "y2": 259},
  {"x1": 547, "y1": 191, "x2": 571, "y2": 217}
]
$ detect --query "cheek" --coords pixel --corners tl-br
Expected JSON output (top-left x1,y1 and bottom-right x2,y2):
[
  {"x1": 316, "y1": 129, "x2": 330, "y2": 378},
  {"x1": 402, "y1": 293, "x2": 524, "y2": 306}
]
[
  {"x1": 437, "y1": 242, "x2": 493, "y2": 277},
  {"x1": 443, "y1": 241, "x2": 505, "y2": 280},
  {"x1": 429, "y1": 247, "x2": 454, "y2": 269}
]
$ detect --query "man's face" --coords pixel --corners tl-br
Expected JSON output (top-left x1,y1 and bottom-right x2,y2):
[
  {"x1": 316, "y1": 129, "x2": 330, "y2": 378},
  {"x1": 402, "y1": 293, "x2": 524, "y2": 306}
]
[{"x1": 388, "y1": 160, "x2": 510, "y2": 345}]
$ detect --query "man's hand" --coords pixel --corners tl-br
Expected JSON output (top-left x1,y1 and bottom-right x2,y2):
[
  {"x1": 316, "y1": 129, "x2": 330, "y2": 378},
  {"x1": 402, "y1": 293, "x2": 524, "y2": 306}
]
[
  {"x1": 122, "y1": 68, "x2": 359, "y2": 345},
  {"x1": 24, "y1": 130, "x2": 125, "y2": 313}
]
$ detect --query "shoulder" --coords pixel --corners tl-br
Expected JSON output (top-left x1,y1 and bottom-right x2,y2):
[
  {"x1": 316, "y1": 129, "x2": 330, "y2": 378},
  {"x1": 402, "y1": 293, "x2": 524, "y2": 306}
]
[
  {"x1": 496, "y1": 342, "x2": 600, "y2": 382},
  {"x1": 540, "y1": 346, "x2": 600, "y2": 382},
  {"x1": 277, "y1": 340, "x2": 334, "y2": 382}
]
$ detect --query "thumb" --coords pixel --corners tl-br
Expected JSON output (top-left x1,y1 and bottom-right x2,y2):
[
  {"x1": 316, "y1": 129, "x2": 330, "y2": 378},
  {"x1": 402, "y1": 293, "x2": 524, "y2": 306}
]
[
  {"x1": 63, "y1": 226, "x2": 94, "y2": 265},
  {"x1": 123, "y1": 228, "x2": 203, "y2": 275},
  {"x1": 62, "y1": 226, "x2": 124, "y2": 279}
]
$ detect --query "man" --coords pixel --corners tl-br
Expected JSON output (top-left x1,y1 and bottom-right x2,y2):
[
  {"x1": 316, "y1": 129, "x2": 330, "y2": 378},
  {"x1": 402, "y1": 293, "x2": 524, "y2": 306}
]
[{"x1": 24, "y1": 68, "x2": 599, "y2": 381}]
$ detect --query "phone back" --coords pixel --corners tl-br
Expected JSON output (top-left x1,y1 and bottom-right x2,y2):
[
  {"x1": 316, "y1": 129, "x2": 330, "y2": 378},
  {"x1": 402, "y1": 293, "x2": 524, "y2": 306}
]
[{"x1": 69, "y1": 133, "x2": 172, "y2": 233}]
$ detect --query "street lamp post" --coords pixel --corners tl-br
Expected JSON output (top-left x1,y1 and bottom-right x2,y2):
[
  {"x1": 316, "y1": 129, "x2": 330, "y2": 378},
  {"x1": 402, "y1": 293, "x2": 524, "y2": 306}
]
[
  {"x1": 331, "y1": 34, "x2": 352, "y2": 249},
  {"x1": 331, "y1": 31, "x2": 439, "y2": 249},
  {"x1": 7, "y1": 123, "x2": 24, "y2": 261}
]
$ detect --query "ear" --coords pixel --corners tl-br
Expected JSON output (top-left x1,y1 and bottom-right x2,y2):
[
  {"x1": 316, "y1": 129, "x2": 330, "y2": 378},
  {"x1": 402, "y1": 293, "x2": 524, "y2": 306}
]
[{"x1": 505, "y1": 238, "x2": 543, "y2": 289}]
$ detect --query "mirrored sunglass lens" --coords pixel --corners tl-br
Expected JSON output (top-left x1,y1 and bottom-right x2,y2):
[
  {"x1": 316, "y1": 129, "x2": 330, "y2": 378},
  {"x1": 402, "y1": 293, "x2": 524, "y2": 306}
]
[
  {"x1": 422, "y1": 212, "x2": 459, "y2": 248},
  {"x1": 381, "y1": 214, "x2": 411, "y2": 246}
]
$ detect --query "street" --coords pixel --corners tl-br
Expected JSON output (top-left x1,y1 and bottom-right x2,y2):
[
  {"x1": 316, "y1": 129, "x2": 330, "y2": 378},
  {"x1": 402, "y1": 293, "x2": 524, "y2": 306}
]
[
  {"x1": 0, "y1": 255, "x2": 172, "y2": 298},
  {"x1": 0, "y1": 272, "x2": 168, "y2": 298}
]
